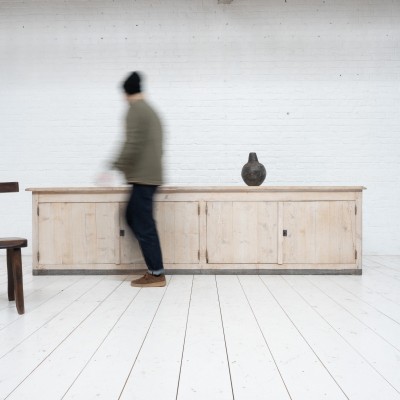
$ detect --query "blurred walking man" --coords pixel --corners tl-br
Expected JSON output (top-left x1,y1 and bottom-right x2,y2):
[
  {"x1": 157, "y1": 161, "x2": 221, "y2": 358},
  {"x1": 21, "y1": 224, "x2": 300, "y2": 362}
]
[{"x1": 112, "y1": 71, "x2": 166, "y2": 287}]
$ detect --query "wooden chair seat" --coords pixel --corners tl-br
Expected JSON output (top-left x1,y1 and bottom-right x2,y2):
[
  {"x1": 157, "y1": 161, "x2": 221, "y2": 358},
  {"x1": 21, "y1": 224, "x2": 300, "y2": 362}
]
[{"x1": 0, "y1": 238, "x2": 28, "y2": 249}]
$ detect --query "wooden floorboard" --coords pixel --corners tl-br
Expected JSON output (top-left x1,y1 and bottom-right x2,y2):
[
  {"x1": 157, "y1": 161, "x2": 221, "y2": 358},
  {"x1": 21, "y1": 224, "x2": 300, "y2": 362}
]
[
  {"x1": 176, "y1": 275, "x2": 232, "y2": 400},
  {"x1": 306, "y1": 275, "x2": 400, "y2": 351},
  {"x1": 262, "y1": 275, "x2": 400, "y2": 400},
  {"x1": 119, "y1": 275, "x2": 193, "y2": 400},
  {"x1": 216, "y1": 275, "x2": 290, "y2": 400},
  {"x1": 1, "y1": 256, "x2": 400, "y2": 400},
  {"x1": 6, "y1": 278, "x2": 132, "y2": 399},
  {"x1": 62, "y1": 279, "x2": 170, "y2": 399},
  {"x1": 238, "y1": 275, "x2": 348, "y2": 400},
  {"x1": 328, "y1": 275, "x2": 400, "y2": 324},
  {"x1": 284, "y1": 275, "x2": 400, "y2": 393}
]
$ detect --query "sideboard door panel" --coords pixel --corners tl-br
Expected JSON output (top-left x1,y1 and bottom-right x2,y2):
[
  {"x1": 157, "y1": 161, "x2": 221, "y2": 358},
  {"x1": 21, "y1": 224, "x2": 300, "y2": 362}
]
[
  {"x1": 38, "y1": 202, "x2": 119, "y2": 265},
  {"x1": 206, "y1": 202, "x2": 278, "y2": 264},
  {"x1": 282, "y1": 201, "x2": 356, "y2": 264},
  {"x1": 119, "y1": 201, "x2": 200, "y2": 265},
  {"x1": 119, "y1": 203, "x2": 145, "y2": 265},
  {"x1": 155, "y1": 202, "x2": 200, "y2": 264}
]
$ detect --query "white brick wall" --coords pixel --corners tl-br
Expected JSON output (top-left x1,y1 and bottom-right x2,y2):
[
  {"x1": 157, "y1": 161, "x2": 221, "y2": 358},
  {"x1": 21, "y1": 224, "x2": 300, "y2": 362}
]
[{"x1": 0, "y1": 0, "x2": 399, "y2": 255}]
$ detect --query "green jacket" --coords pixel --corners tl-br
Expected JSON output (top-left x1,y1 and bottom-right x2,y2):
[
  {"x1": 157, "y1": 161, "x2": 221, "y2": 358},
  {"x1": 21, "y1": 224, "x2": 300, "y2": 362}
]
[{"x1": 113, "y1": 99, "x2": 163, "y2": 185}]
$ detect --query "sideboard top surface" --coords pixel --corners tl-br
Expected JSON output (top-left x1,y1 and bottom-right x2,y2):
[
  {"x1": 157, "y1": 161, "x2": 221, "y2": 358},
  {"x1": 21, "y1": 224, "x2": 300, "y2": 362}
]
[{"x1": 26, "y1": 185, "x2": 366, "y2": 194}]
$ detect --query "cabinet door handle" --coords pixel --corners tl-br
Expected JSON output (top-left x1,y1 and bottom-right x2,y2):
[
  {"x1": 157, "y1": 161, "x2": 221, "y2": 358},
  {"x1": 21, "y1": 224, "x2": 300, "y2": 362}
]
[{"x1": 283, "y1": 230, "x2": 288, "y2": 237}]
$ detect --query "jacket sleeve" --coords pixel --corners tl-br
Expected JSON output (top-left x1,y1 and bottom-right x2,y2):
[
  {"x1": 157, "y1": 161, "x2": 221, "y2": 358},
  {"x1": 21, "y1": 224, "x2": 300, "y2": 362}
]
[{"x1": 112, "y1": 110, "x2": 146, "y2": 171}]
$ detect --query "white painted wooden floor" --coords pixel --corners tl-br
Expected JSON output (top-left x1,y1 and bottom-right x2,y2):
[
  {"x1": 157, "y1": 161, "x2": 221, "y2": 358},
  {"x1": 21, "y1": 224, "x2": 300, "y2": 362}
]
[{"x1": 1, "y1": 256, "x2": 400, "y2": 400}]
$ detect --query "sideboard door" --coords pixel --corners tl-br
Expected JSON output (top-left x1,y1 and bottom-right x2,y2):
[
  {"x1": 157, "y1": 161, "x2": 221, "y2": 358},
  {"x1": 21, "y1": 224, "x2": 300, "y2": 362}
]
[
  {"x1": 38, "y1": 202, "x2": 120, "y2": 265},
  {"x1": 282, "y1": 201, "x2": 356, "y2": 264},
  {"x1": 119, "y1": 203, "x2": 145, "y2": 265},
  {"x1": 206, "y1": 201, "x2": 278, "y2": 264},
  {"x1": 119, "y1": 201, "x2": 200, "y2": 265},
  {"x1": 156, "y1": 202, "x2": 200, "y2": 264}
]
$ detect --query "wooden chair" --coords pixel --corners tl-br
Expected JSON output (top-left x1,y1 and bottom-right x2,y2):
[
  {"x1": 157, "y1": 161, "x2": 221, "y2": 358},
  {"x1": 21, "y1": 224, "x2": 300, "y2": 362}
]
[{"x1": 0, "y1": 182, "x2": 27, "y2": 314}]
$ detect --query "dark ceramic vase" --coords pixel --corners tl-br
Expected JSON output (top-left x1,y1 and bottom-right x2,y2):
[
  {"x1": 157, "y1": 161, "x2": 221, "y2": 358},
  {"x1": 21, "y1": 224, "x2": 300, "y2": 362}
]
[{"x1": 241, "y1": 152, "x2": 267, "y2": 186}]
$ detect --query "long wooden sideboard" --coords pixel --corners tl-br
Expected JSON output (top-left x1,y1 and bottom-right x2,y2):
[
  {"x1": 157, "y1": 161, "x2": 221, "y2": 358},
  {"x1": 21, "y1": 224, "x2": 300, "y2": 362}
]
[{"x1": 26, "y1": 186, "x2": 364, "y2": 275}]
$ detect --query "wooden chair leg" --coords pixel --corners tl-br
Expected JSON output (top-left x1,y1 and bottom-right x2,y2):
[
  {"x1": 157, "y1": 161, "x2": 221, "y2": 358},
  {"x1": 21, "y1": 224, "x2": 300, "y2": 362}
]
[
  {"x1": 7, "y1": 249, "x2": 15, "y2": 301},
  {"x1": 11, "y1": 248, "x2": 25, "y2": 315}
]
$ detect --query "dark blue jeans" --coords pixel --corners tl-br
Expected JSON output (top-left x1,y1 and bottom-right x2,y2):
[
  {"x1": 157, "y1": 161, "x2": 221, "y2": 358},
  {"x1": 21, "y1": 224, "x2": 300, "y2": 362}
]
[{"x1": 126, "y1": 184, "x2": 165, "y2": 275}]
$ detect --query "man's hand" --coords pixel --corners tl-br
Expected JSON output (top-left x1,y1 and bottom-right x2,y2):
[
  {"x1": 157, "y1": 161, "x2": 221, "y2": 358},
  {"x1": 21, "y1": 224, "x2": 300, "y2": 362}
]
[{"x1": 95, "y1": 171, "x2": 117, "y2": 186}]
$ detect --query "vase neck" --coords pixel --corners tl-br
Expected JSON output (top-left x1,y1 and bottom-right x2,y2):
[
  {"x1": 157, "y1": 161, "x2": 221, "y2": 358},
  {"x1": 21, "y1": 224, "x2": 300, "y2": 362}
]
[{"x1": 248, "y1": 152, "x2": 258, "y2": 162}]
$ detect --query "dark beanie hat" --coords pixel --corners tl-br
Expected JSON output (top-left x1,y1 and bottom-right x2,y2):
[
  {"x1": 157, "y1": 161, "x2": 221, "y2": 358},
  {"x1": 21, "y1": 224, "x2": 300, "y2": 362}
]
[{"x1": 123, "y1": 71, "x2": 141, "y2": 95}]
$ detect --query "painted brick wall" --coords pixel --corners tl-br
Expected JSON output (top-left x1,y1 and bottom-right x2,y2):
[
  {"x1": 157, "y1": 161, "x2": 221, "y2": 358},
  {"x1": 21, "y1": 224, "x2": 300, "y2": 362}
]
[{"x1": 0, "y1": 0, "x2": 399, "y2": 255}]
